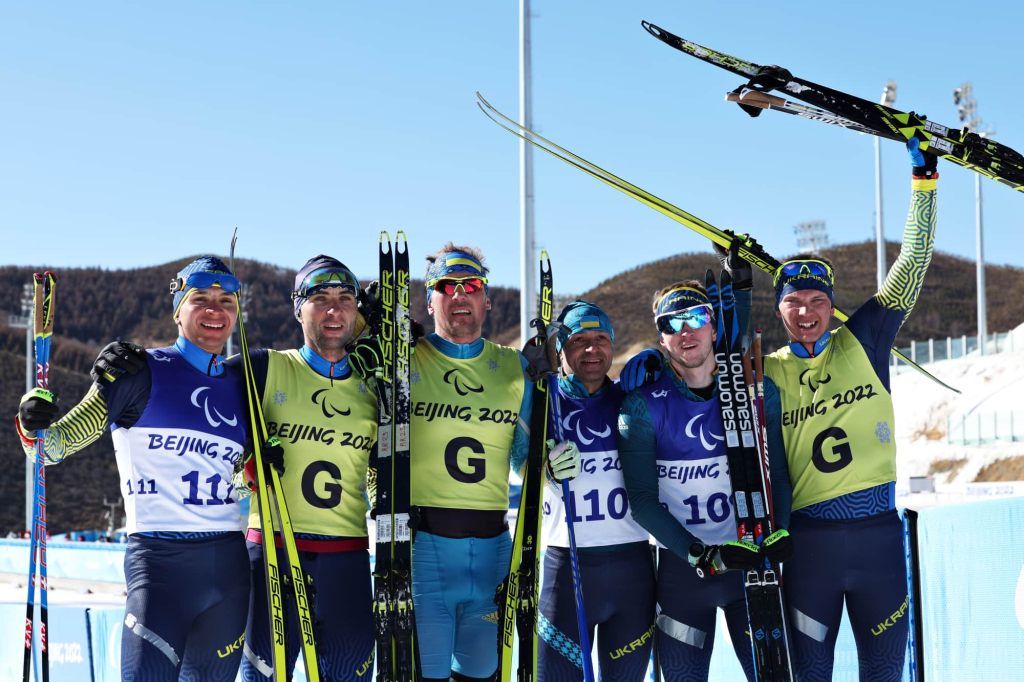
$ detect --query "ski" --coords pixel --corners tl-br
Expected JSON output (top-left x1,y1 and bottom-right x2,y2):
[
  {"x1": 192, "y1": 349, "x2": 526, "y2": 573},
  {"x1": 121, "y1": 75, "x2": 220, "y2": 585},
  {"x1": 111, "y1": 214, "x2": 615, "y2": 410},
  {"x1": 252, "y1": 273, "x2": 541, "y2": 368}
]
[
  {"x1": 24, "y1": 271, "x2": 55, "y2": 682},
  {"x1": 709, "y1": 271, "x2": 794, "y2": 681},
  {"x1": 234, "y1": 246, "x2": 321, "y2": 682},
  {"x1": 373, "y1": 231, "x2": 418, "y2": 682},
  {"x1": 548, "y1": 375, "x2": 595, "y2": 682},
  {"x1": 641, "y1": 21, "x2": 1024, "y2": 193},
  {"x1": 474, "y1": 91, "x2": 960, "y2": 394},
  {"x1": 497, "y1": 251, "x2": 553, "y2": 682}
]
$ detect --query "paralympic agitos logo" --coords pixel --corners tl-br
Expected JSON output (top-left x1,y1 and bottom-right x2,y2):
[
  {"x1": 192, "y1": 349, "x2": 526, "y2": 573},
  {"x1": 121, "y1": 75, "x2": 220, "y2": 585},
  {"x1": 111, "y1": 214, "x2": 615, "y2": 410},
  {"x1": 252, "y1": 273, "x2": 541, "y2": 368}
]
[
  {"x1": 443, "y1": 369, "x2": 484, "y2": 396},
  {"x1": 799, "y1": 369, "x2": 832, "y2": 392},
  {"x1": 310, "y1": 389, "x2": 351, "y2": 418}
]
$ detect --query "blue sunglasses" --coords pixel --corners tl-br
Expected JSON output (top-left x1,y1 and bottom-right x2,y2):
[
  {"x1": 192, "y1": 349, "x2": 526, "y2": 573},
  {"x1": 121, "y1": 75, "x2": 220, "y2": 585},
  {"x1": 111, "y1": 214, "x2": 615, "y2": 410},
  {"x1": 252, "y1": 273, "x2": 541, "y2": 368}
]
[{"x1": 169, "y1": 271, "x2": 240, "y2": 295}]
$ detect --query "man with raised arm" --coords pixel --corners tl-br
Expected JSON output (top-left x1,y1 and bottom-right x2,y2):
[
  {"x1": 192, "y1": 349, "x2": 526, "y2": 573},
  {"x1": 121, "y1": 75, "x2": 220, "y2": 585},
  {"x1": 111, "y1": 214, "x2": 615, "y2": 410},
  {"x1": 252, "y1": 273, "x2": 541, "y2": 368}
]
[{"x1": 761, "y1": 139, "x2": 939, "y2": 681}]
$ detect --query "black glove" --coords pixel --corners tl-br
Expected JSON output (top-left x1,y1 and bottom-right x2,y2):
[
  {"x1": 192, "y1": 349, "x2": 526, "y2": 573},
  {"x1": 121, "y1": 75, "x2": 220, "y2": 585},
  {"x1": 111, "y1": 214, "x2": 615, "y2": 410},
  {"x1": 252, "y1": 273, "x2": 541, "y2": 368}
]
[
  {"x1": 761, "y1": 528, "x2": 793, "y2": 565},
  {"x1": 522, "y1": 328, "x2": 556, "y2": 382},
  {"x1": 91, "y1": 341, "x2": 148, "y2": 384},
  {"x1": 410, "y1": 318, "x2": 426, "y2": 345},
  {"x1": 263, "y1": 436, "x2": 285, "y2": 476},
  {"x1": 347, "y1": 336, "x2": 384, "y2": 382},
  {"x1": 907, "y1": 134, "x2": 939, "y2": 179},
  {"x1": 713, "y1": 231, "x2": 753, "y2": 291},
  {"x1": 18, "y1": 388, "x2": 60, "y2": 433},
  {"x1": 357, "y1": 281, "x2": 381, "y2": 337},
  {"x1": 689, "y1": 540, "x2": 762, "y2": 577}
]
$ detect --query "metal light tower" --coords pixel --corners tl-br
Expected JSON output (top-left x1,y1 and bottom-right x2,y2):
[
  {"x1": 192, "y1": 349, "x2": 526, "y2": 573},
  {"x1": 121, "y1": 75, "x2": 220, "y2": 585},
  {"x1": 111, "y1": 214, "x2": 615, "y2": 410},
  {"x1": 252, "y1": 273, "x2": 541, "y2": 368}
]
[
  {"x1": 875, "y1": 81, "x2": 897, "y2": 289},
  {"x1": 518, "y1": 0, "x2": 536, "y2": 347},
  {"x1": 8, "y1": 282, "x2": 34, "y2": 530},
  {"x1": 794, "y1": 220, "x2": 830, "y2": 253},
  {"x1": 954, "y1": 83, "x2": 992, "y2": 355}
]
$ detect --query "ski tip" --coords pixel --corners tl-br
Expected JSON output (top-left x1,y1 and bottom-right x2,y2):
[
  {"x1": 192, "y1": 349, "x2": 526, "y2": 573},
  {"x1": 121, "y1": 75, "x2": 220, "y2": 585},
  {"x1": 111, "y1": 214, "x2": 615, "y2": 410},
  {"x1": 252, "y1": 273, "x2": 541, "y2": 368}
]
[
  {"x1": 379, "y1": 230, "x2": 391, "y2": 243},
  {"x1": 641, "y1": 20, "x2": 661, "y2": 37}
]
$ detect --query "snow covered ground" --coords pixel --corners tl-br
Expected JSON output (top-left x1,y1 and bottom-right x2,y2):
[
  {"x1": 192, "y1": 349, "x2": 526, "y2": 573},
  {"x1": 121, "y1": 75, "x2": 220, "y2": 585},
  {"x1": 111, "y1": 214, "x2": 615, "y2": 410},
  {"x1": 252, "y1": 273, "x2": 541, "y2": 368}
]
[{"x1": 892, "y1": 337, "x2": 1024, "y2": 507}]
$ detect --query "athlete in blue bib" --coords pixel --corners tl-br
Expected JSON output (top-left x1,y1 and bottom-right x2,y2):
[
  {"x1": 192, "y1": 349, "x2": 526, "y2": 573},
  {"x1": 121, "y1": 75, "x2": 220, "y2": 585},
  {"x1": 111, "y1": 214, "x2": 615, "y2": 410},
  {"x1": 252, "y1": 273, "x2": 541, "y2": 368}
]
[
  {"x1": 618, "y1": 273, "x2": 792, "y2": 682},
  {"x1": 759, "y1": 139, "x2": 939, "y2": 681},
  {"x1": 17, "y1": 256, "x2": 249, "y2": 681},
  {"x1": 538, "y1": 301, "x2": 655, "y2": 682}
]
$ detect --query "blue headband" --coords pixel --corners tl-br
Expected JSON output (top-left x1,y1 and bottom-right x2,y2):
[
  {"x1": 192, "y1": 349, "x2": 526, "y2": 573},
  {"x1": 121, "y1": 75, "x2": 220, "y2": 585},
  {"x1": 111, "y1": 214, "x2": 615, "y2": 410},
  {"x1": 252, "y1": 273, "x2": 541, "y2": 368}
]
[
  {"x1": 425, "y1": 250, "x2": 489, "y2": 304},
  {"x1": 171, "y1": 256, "x2": 236, "y2": 318},
  {"x1": 555, "y1": 300, "x2": 615, "y2": 352},
  {"x1": 654, "y1": 286, "x2": 711, "y2": 319}
]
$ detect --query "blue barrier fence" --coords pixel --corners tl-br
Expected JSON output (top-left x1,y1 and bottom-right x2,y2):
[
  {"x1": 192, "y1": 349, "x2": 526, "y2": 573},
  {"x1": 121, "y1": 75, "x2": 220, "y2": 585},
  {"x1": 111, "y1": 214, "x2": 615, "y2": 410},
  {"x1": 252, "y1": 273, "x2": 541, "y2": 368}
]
[{"x1": 7, "y1": 497, "x2": 1024, "y2": 680}]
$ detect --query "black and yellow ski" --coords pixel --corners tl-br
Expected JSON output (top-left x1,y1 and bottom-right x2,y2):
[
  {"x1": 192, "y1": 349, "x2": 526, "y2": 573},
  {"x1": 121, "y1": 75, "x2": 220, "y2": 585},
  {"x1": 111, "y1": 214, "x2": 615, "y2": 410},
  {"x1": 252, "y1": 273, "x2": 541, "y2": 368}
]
[
  {"x1": 642, "y1": 21, "x2": 1024, "y2": 193},
  {"x1": 474, "y1": 92, "x2": 959, "y2": 394},
  {"x1": 233, "y1": 238, "x2": 321, "y2": 681},
  {"x1": 497, "y1": 251, "x2": 553, "y2": 682}
]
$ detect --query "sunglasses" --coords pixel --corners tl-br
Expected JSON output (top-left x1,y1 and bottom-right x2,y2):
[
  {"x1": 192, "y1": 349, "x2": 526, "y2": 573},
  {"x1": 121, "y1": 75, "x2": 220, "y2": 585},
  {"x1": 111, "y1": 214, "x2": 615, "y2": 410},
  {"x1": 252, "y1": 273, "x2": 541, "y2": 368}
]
[
  {"x1": 432, "y1": 277, "x2": 486, "y2": 296},
  {"x1": 294, "y1": 268, "x2": 360, "y2": 298},
  {"x1": 169, "y1": 272, "x2": 241, "y2": 295},
  {"x1": 773, "y1": 259, "x2": 834, "y2": 287},
  {"x1": 656, "y1": 305, "x2": 714, "y2": 334}
]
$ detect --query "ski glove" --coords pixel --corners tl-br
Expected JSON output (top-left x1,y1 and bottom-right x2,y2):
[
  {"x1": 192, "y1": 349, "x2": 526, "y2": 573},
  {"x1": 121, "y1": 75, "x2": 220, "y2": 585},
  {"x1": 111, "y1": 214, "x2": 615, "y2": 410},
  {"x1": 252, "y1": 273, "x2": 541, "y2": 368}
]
[
  {"x1": 713, "y1": 231, "x2": 754, "y2": 291},
  {"x1": 908, "y1": 135, "x2": 939, "y2": 180},
  {"x1": 347, "y1": 336, "x2": 384, "y2": 382},
  {"x1": 241, "y1": 436, "x2": 286, "y2": 490},
  {"x1": 689, "y1": 540, "x2": 761, "y2": 577},
  {"x1": 262, "y1": 437, "x2": 285, "y2": 476},
  {"x1": 523, "y1": 330, "x2": 558, "y2": 382},
  {"x1": 545, "y1": 439, "x2": 581, "y2": 483},
  {"x1": 91, "y1": 340, "x2": 148, "y2": 384},
  {"x1": 18, "y1": 388, "x2": 59, "y2": 434},
  {"x1": 357, "y1": 281, "x2": 426, "y2": 345},
  {"x1": 618, "y1": 348, "x2": 664, "y2": 392},
  {"x1": 761, "y1": 528, "x2": 793, "y2": 565}
]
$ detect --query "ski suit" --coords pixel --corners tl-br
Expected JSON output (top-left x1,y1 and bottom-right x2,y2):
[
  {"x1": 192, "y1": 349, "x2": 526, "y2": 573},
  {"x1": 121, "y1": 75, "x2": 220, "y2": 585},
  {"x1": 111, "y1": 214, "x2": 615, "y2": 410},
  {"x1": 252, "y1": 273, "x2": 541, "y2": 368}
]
[
  {"x1": 763, "y1": 175, "x2": 938, "y2": 681},
  {"x1": 538, "y1": 377, "x2": 655, "y2": 682}
]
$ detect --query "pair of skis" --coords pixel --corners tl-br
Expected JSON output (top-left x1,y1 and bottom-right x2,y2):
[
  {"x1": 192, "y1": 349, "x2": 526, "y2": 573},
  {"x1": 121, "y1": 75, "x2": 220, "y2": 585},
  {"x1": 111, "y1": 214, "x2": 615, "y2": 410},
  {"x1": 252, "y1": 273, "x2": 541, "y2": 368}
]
[
  {"x1": 474, "y1": 91, "x2": 959, "y2": 394},
  {"x1": 232, "y1": 235, "x2": 321, "y2": 682},
  {"x1": 23, "y1": 272, "x2": 56, "y2": 682},
  {"x1": 497, "y1": 251, "x2": 554, "y2": 682},
  {"x1": 372, "y1": 231, "x2": 418, "y2": 682},
  {"x1": 642, "y1": 21, "x2": 1024, "y2": 193},
  {"x1": 710, "y1": 271, "x2": 793, "y2": 681}
]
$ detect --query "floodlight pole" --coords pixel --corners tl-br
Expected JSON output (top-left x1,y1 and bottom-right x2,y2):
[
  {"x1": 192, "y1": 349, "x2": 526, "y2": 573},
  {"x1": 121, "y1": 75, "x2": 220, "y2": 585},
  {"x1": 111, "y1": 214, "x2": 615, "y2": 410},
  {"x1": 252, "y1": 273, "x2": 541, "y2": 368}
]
[
  {"x1": 875, "y1": 81, "x2": 897, "y2": 289},
  {"x1": 519, "y1": 0, "x2": 536, "y2": 346}
]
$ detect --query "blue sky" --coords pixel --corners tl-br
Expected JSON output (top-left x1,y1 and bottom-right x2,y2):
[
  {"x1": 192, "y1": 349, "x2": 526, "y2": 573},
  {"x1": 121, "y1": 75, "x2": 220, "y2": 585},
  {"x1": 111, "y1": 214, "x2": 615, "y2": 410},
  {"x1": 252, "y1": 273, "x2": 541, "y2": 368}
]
[{"x1": 2, "y1": 1, "x2": 1022, "y2": 297}]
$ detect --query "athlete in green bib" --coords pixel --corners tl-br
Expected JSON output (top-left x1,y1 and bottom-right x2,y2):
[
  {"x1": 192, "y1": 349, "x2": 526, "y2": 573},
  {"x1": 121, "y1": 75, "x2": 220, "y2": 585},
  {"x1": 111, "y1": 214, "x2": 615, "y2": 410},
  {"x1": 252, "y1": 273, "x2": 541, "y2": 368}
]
[
  {"x1": 238, "y1": 255, "x2": 378, "y2": 681},
  {"x1": 757, "y1": 139, "x2": 939, "y2": 681},
  {"x1": 408, "y1": 243, "x2": 579, "y2": 682}
]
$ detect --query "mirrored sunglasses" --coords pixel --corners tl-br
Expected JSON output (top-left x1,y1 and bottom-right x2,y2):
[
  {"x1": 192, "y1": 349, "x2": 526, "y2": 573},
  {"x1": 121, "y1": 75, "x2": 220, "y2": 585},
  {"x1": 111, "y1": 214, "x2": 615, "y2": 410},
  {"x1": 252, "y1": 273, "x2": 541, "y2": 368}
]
[
  {"x1": 655, "y1": 305, "x2": 714, "y2": 334},
  {"x1": 294, "y1": 268, "x2": 359, "y2": 298},
  {"x1": 773, "y1": 259, "x2": 834, "y2": 287},
  {"x1": 432, "y1": 277, "x2": 486, "y2": 296},
  {"x1": 169, "y1": 271, "x2": 241, "y2": 295}
]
